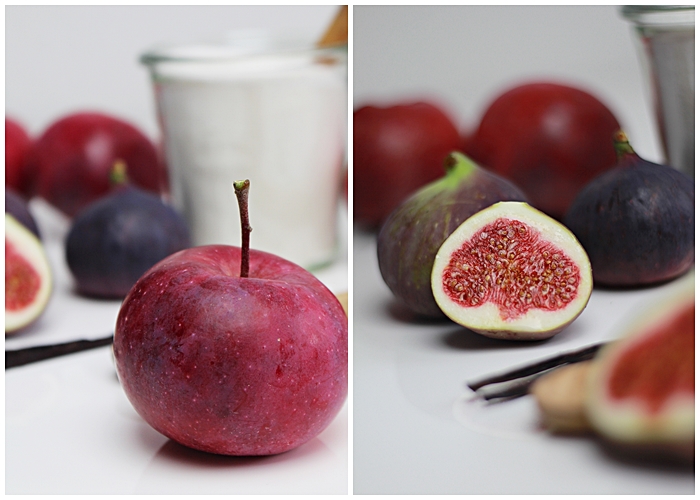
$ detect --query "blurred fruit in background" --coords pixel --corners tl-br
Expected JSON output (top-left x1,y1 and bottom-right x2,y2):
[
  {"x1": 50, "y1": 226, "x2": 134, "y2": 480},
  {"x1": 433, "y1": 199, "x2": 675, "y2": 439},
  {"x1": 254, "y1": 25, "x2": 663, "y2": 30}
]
[
  {"x1": 464, "y1": 82, "x2": 622, "y2": 220},
  {"x1": 28, "y1": 112, "x2": 166, "y2": 217},
  {"x1": 6, "y1": 117, "x2": 34, "y2": 197},
  {"x1": 353, "y1": 101, "x2": 461, "y2": 229},
  {"x1": 5, "y1": 187, "x2": 41, "y2": 238}
]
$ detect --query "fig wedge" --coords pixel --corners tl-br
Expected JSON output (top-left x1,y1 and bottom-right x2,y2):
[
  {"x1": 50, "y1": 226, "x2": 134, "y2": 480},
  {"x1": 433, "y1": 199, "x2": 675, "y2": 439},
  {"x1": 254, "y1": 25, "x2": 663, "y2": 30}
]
[{"x1": 5, "y1": 214, "x2": 52, "y2": 333}]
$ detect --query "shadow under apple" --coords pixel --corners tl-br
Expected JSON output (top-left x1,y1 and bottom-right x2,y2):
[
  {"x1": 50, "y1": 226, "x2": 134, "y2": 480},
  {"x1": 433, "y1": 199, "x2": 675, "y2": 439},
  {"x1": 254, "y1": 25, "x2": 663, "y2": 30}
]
[{"x1": 131, "y1": 432, "x2": 344, "y2": 494}]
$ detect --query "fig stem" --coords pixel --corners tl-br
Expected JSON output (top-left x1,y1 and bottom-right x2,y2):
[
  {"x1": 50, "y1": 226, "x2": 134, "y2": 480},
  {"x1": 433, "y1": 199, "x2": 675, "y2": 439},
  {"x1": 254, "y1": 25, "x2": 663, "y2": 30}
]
[
  {"x1": 613, "y1": 130, "x2": 635, "y2": 158},
  {"x1": 109, "y1": 159, "x2": 129, "y2": 186},
  {"x1": 233, "y1": 179, "x2": 252, "y2": 278},
  {"x1": 443, "y1": 151, "x2": 477, "y2": 183}
]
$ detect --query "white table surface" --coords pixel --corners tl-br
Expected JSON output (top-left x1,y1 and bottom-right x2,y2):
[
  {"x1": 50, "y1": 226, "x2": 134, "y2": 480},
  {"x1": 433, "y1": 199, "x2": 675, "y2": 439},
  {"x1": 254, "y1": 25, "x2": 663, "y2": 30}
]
[
  {"x1": 6, "y1": 199, "x2": 349, "y2": 495},
  {"x1": 352, "y1": 227, "x2": 694, "y2": 495}
]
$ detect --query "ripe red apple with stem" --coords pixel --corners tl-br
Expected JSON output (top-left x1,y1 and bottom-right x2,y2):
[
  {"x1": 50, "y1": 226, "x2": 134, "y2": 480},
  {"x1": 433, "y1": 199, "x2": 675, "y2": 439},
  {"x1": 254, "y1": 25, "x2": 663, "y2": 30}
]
[{"x1": 113, "y1": 180, "x2": 348, "y2": 456}]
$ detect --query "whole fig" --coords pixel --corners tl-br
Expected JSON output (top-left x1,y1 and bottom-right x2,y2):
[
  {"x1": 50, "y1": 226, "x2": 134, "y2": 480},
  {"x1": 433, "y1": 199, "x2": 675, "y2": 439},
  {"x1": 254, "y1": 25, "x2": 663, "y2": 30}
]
[
  {"x1": 66, "y1": 164, "x2": 191, "y2": 298},
  {"x1": 377, "y1": 151, "x2": 527, "y2": 318},
  {"x1": 564, "y1": 131, "x2": 694, "y2": 287}
]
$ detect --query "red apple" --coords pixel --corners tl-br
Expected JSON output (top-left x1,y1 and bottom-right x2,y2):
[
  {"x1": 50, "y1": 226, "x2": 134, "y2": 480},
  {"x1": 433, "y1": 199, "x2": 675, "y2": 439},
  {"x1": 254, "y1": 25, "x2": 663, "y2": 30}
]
[
  {"x1": 342, "y1": 167, "x2": 348, "y2": 203},
  {"x1": 460, "y1": 130, "x2": 475, "y2": 158},
  {"x1": 113, "y1": 181, "x2": 348, "y2": 456},
  {"x1": 354, "y1": 101, "x2": 462, "y2": 228},
  {"x1": 29, "y1": 112, "x2": 165, "y2": 217},
  {"x1": 465, "y1": 82, "x2": 621, "y2": 220},
  {"x1": 5, "y1": 118, "x2": 33, "y2": 197}
]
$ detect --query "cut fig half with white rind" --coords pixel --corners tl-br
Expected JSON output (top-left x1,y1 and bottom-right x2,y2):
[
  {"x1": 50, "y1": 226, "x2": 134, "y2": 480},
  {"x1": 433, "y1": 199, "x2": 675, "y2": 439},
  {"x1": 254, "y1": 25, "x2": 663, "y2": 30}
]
[
  {"x1": 585, "y1": 275, "x2": 694, "y2": 449},
  {"x1": 5, "y1": 213, "x2": 53, "y2": 333},
  {"x1": 431, "y1": 201, "x2": 593, "y2": 340}
]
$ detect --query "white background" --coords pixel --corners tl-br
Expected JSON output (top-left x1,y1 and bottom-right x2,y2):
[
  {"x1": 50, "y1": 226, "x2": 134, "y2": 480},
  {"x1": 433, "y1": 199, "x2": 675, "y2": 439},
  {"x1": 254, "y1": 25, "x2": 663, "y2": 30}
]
[
  {"x1": 6, "y1": 5, "x2": 340, "y2": 140},
  {"x1": 353, "y1": 5, "x2": 664, "y2": 163}
]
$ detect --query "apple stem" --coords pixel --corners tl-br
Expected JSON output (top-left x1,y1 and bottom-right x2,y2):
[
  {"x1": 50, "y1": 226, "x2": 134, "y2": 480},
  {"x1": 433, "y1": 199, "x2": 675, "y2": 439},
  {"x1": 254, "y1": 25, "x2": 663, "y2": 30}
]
[{"x1": 233, "y1": 180, "x2": 252, "y2": 278}]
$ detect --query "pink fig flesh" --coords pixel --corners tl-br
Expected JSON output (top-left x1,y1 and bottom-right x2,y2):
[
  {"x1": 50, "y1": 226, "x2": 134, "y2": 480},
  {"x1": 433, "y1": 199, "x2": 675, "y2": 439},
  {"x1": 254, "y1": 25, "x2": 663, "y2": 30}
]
[
  {"x1": 586, "y1": 276, "x2": 694, "y2": 447},
  {"x1": 440, "y1": 217, "x2": 583, "y2": 321},
  {"x1": 5, "y1": 214, "x2": 52, "y2": 333},
  {"x1": 432, "y1": 202, "x2": 592, "y2": 340}
]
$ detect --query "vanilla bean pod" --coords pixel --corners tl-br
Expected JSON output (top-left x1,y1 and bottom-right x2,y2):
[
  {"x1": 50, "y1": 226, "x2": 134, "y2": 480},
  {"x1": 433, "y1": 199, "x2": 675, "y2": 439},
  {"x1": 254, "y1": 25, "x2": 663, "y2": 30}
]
[
  {"x1": 468, "y1": 342, "x2": 606, "y2": 392},
  {"x1": 6, "y1": 335, "x2": 114, "y2": 369}
]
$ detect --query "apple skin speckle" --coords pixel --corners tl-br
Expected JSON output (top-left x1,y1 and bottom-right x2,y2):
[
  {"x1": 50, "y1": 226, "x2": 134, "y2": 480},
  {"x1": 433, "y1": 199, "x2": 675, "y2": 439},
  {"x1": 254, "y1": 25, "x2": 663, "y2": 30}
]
[{"x1": 113, "y1": 245, "x2": 348, "y2": 456}]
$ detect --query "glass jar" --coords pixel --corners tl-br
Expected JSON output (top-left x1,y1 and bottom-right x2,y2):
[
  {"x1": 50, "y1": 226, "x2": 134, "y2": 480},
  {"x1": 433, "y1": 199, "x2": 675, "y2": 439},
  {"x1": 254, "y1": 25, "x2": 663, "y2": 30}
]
[
  {"x1": 141, "y1": 33, "x2": 347, "y2": 270},
  {"x1": 621, "y1": 6, "x2": 694, "y2": 177}
]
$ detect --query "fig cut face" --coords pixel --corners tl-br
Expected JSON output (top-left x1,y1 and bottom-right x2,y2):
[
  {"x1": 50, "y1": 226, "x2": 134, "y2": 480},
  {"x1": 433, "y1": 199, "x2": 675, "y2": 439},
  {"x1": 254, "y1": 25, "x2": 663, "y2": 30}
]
[
  {"x1": 586, "y1": 276, "x2": 694, "y2": 446},
  {"x1": 432, "y1": 202, "x2": 592, "y2": 340},
  {"x1": 5, "y1": 214, "x2": 52, "y2": 333}
]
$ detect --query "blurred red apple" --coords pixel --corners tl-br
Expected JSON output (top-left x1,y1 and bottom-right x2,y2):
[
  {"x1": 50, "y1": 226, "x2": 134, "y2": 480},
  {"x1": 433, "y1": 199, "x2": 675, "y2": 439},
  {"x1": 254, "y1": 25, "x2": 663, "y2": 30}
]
[
  {"x1": 5, "y1": 118, "x2": 33, "y2": 197},
  {"x1": 460, "y1": 130, "x2": 475, "y2": 158},
  {"x1": 465, "y1": 82, "x2": 621, "y2": 220},
  {"x1": 343, "y1": 167, "x2": 348, "y2": 203},
  {"x1": 113, "y1": 181, "x2": 348, "y2": 456},
  {"x1": 354, "y1": 101, "x2": 461, "y2": 228},
  {"x1": 29, "y1": 112, "x2": 165, "y2": 217}
]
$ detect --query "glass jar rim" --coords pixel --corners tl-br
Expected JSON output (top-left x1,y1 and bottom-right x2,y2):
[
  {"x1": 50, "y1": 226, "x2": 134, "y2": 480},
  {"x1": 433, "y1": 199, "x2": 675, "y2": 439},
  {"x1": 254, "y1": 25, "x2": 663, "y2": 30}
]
[
  {"x1": 141, "y1": 30, "x2": 345, "y2": 66},
  {"x1": 621, "y1": 5, "x2": 694, "y2": 27}
]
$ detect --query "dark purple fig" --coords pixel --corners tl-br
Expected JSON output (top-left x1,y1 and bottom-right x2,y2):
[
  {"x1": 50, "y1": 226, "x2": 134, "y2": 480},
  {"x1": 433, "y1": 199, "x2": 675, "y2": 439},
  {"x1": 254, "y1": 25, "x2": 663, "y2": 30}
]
[
  {"x1": 563, "y1": 131, "x2": 694, "y2": 287},
  {"x1": 66, "y1": 165, "x2": 191, "y2": 298},
  {"x1": 5, "y1": 187, "x2": 40, "y2": 238},
  {"x1": 377, "y1": 151, "x2": 528, "y2": 318}
]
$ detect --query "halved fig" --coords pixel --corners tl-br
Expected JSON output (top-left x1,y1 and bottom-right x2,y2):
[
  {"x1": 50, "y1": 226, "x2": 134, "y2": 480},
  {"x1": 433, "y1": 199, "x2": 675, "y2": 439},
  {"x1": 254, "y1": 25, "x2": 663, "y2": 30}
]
[
  {"x1": 5, "y1": 213, "x2": 52, "y2": 333},
  {"x1": 585, "y1": 275, "x2": 694, "y2": 452},
  {"x1": 431, "y1": 201, "x2": 593, "y2": 340}
]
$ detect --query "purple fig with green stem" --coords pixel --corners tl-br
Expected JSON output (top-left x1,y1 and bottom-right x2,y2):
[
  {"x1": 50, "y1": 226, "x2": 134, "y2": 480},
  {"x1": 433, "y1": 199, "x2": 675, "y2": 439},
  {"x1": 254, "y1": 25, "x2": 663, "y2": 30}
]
[
  {"x1": 377, "y1": 151, "x2": 527, "y2": 318},
  {"x1": 564, "y1": 131, "x2": 694, "y2": 287}
]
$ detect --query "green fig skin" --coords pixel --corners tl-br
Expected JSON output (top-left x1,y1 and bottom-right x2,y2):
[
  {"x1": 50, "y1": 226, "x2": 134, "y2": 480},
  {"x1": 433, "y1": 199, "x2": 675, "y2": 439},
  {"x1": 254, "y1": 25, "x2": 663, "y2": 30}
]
[{"x1": 377, "y1": 152, "x2": 528, "y2": 318}]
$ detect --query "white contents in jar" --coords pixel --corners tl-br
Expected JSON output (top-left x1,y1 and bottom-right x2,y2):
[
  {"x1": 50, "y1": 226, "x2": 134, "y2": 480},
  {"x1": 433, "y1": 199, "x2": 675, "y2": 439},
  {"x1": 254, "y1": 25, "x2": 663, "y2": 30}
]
[{"x1": 150, "y1": 47, "x2": 346, "y2": 269}]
